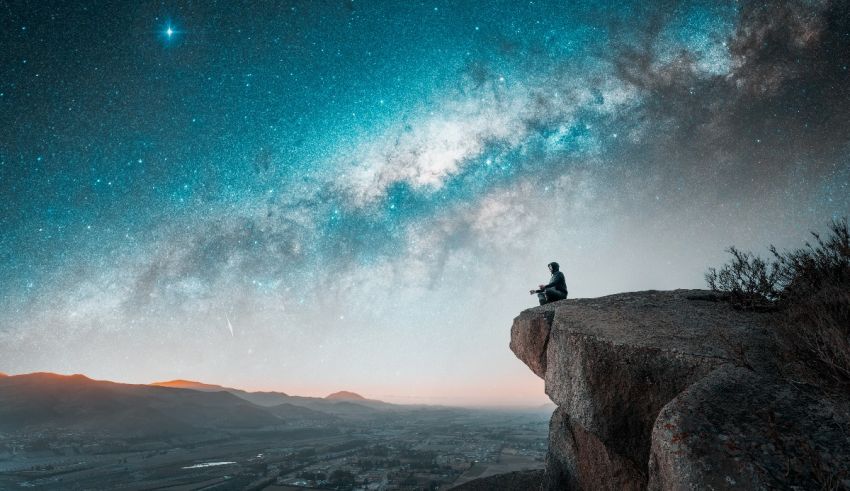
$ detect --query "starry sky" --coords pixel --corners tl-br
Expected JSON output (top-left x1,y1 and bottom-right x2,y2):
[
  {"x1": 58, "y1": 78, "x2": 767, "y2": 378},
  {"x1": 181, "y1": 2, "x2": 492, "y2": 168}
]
[{"x1": 1, "y1": 0, "x2": 849, "y2": 405}]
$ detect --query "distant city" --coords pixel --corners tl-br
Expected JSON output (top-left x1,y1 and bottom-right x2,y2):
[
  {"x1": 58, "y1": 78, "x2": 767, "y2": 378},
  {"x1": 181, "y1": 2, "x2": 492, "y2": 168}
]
[{"x1": 0, "y1": 372, "x2": 550, "y2": 490}]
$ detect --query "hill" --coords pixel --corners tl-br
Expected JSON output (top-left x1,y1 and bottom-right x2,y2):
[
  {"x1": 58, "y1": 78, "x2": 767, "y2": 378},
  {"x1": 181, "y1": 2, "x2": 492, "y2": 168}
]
[
  {"x1": 153, "y1": 380, "x2": 399, "y2": 416},
  {"x1": 150, "y1": 379, "x2": 232, "y2": 392},
  {"x1": 265, "y1": 402, "x2": 340, "y2": 422},
  {"x1": 150, "y1": 379, "x2": 291, "y2": 407},
  {"x1": 0, "y1": 372, "x2": 455, "y2": 442},
  {"x1": 325, "y1": 390, "x2": 366, "y2": 400},
  {"x1": 0, "y1": 372, "x2": 281, "y2": 438}
]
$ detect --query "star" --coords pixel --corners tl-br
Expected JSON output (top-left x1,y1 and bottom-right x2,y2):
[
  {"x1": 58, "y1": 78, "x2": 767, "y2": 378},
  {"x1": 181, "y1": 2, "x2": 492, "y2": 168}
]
[{"x1": 162, "y1": 22, "x2": 180, "y2": 41}]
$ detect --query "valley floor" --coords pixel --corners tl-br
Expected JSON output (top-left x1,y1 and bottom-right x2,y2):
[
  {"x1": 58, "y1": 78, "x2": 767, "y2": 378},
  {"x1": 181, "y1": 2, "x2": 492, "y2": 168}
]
[{"x1": 0, "y1": 409, "x2": 547, "y2": 490}]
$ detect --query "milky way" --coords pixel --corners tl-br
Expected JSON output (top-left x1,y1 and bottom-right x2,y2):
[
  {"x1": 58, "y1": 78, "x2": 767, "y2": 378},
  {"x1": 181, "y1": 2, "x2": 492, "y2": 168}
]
[{"x1": 1, "y1": 0, "x2": 848, "y2": 404}]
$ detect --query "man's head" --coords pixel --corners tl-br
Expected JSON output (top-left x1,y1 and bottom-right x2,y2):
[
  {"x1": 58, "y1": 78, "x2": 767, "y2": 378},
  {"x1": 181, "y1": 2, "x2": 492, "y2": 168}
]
[{"x1": 548, "y1": 262, "x2": 559, "y2": 273}]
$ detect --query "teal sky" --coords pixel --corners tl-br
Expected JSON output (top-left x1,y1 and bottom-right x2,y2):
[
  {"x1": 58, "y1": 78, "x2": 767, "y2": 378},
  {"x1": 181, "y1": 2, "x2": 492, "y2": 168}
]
[{"x1": 1, "y1": 0, "x2": 848, "y2": 405}]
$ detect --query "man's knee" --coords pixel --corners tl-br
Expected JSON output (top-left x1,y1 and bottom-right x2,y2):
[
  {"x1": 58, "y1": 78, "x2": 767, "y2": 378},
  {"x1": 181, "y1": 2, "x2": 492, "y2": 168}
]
[{"x1": 545, "y1": 288, "x2": 566, "y2": 301}]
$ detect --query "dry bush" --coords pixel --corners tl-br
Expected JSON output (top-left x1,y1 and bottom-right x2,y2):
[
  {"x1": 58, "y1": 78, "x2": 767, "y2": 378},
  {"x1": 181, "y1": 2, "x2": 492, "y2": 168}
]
[
  {"x1": 707, "y1": 219, "x2": 850, "y2": 390},
  {"x1": 705, "y1": 247, "x2": 780, "y2": 311},
  {"x1": 779, "y1": 285, "x2": 850, "y2": 389}
]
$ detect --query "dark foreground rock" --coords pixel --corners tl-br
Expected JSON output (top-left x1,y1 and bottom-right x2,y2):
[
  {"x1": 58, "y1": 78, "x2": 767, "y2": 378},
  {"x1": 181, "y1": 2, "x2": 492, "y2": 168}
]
[
  {"x1": 510, "y1": 289, "x2": 850, "y2": 490},
  {"x1": 450, "y1": 470, "x2": 544, "y2": 490},
  {"x1": 650, "y1": 365, "x2": 850, "y2": 490}
]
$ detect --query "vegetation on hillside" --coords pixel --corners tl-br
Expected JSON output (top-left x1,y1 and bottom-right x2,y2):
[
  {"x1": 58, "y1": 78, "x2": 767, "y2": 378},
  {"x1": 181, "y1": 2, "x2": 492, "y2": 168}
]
[{"x1": 706, "y1": 219, "x2": 850, "y2": 390}]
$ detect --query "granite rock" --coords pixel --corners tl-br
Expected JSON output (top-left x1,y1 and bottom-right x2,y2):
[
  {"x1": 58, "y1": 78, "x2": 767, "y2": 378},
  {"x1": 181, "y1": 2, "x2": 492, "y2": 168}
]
[{"x1": 509, "y1": 290, "x2": 850, "y2": 489}]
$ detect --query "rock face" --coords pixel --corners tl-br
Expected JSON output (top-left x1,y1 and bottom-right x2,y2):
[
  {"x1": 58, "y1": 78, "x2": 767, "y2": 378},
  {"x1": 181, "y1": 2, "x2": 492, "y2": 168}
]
[
  {"x1": 509, "y1": 309, "x2": 554, "y2": 378},
  {"x1": 510, "y1": 289, "x2": 850, "y2": 490},
  {"x1": 649, "y1": 366, "x2": 850, "y2": 490}
]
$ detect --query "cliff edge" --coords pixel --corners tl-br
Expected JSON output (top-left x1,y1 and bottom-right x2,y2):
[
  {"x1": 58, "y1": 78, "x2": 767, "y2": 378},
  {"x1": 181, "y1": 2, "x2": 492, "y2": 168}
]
[{"x1": 511, "y1": 289, "x2": 850, "y2": 490}]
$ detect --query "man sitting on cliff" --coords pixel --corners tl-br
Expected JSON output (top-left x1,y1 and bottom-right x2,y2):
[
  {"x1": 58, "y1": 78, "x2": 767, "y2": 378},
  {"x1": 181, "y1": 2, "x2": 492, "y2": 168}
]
[{"x1": 530, "y1": 262, "x2": 568, "y2": 305}]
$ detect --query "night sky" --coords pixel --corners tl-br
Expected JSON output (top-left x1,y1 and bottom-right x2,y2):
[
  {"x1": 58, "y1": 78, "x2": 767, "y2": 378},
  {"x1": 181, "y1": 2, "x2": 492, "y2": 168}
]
[{"x1": 2, "y1": 0, "x2": 849, "y2": 405}]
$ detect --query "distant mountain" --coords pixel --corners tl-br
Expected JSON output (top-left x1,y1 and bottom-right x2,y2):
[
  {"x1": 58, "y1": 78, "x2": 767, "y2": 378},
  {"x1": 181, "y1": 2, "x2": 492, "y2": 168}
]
[
  {"x1": 326, "y1": 390, "x2": 366, "y2": 400},
  {"x1": 150, "y1": 379, "x2": 232, "y2": 392},
  {"x1": 150, "y1": 379, "x2": 291, "y2": 407},
  {"x1": 325, "y1": 401, "x2": 378, "y2": 416},
  {"x1": 0, "y1": 372, "x2": 468, "y2": 439},
  {"x1": 152, "y1": 380, "x2": 398, "y2": 415},
  {"x1": 265, "y1": 402, "x2": 340, "y2": 422},
  {"x1": 281, "y1": 397, "x2": 398, "y2": 420},
  {"x1": 0, "y1": 372, "x2": 282, "y2": 438},
  {"x1": 0, "y1": 372, "x2": 7, "y2": 377}
]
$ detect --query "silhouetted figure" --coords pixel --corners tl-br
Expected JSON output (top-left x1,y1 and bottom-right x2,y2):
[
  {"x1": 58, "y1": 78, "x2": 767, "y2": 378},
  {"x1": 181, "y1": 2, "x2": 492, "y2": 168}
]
[{"x1": 530, "y1": 262, "x2": 568, "y2": 305}]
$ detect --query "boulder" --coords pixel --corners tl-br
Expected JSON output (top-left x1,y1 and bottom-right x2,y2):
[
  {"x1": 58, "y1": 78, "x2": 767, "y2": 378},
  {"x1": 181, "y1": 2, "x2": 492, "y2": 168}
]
[
  {"x1": 649, "y1": 365, "x2": 850, "y2": 490},
  {"x1": 509, "y1": 289, "x2": 850, "y2": 489},
  {"x1": 510, "y1": 308, "x2": 555, "y2": 378},
  {"x1": 544, "y1": 406, "x2": 644, "y2": 491}
]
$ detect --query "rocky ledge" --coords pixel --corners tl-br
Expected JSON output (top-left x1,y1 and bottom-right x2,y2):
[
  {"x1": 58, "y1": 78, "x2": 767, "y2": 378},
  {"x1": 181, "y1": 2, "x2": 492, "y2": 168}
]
[{"x1": 510, "y1": 289, "x2": 850, "y2": 490}]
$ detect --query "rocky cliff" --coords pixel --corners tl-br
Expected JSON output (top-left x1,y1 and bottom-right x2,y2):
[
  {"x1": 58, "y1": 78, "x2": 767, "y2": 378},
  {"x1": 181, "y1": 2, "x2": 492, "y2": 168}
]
[{"x1": 510, "y1": 290, "x2": 850, "y2": 490}]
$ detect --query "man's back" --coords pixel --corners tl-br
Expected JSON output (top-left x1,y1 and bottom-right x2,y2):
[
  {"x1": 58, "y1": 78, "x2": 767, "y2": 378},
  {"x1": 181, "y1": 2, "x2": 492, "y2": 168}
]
[{"x1": 548, "y1": 270, "x2": 567, "y2": 293}]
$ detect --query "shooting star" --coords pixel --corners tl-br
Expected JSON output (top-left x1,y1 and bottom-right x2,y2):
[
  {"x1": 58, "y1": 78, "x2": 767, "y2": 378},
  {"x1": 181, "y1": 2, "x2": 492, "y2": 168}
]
[{"x1": 225, "y1": 312, "x2": 234, "y2": 337}]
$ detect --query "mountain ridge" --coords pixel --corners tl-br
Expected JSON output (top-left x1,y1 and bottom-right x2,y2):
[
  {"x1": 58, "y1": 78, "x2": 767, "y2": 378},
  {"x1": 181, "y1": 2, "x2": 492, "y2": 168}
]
[
  {"x1": 151, "y1": 379, "x2": 290, "y2": 397},
  {"x1": 0, "y1": 372, "x2": 282, "y2": 437},
  {"x1": 325, "y1": 390, "x2": 366, "y2": 400},
  {"x1": 149, "y1": 378, "x2": 384, "y2": 411},
  {"x1": 0, "y1": 372, "x2": 462, "y2": 440}
]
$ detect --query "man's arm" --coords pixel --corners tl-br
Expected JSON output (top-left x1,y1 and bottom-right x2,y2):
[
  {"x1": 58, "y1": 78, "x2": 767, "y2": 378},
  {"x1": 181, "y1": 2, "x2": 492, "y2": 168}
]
[{"x1": 542, "y1": 271, "x2": 564, "y2": 289}]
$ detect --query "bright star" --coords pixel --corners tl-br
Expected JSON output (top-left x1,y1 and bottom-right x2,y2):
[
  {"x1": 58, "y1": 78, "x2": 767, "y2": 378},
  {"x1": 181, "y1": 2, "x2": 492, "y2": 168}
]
[{"x1": 161, "y1": 22, "x2": 180, "y2": 41}]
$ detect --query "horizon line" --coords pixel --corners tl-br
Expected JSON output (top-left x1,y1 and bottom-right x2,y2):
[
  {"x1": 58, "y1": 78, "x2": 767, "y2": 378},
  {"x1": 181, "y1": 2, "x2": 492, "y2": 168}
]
[{"x1": 0, "y1": 370, "x2": 552, "y2": 408}]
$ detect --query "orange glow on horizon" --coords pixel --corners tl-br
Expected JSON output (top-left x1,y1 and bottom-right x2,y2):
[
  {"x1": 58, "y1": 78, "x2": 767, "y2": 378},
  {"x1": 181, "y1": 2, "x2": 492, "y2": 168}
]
[
  {"x1": 234, "y1": 376, "x2": 549, "y2": 407},
  {"x1": 2, "y1": 370, "x2": 550, "y2": 407}
]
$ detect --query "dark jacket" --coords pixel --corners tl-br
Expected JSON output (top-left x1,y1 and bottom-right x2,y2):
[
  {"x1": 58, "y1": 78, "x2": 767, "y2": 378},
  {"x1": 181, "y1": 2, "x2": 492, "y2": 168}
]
[{"x1": 544, "y1": 271, "x2": 567, "y2": 294}]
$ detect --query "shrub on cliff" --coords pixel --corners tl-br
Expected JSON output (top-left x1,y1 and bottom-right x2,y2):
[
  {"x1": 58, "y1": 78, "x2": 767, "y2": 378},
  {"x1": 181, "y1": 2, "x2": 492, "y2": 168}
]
[
  {"x1": 706, "y1": 219, "x2": 850, "y2": 389},
  {"x1": 705, "y1": 247, "x2": 781, "y2": 310}
]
